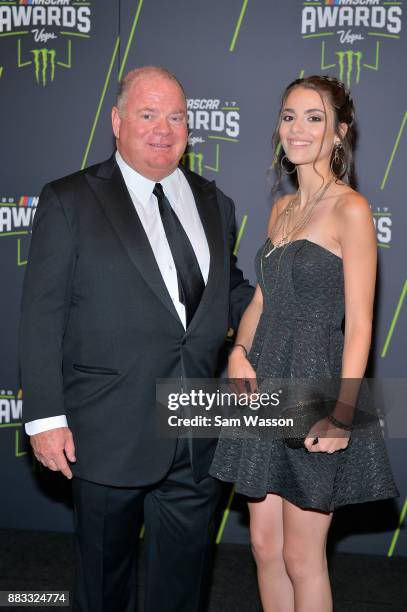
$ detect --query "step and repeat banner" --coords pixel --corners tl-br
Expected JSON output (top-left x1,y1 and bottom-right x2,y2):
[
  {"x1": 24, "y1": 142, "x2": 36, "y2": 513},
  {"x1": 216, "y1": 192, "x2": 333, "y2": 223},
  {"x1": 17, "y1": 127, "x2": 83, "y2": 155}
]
[{"x1": 1, "y1": 0, "x2": 406, "y2": 555}]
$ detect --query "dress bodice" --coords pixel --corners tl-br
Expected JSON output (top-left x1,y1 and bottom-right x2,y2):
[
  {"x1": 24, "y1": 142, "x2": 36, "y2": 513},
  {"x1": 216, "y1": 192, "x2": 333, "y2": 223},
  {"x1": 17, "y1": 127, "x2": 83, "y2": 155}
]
[{"x1": 256, "y1": 238, "x2": 344, "y2": 329}]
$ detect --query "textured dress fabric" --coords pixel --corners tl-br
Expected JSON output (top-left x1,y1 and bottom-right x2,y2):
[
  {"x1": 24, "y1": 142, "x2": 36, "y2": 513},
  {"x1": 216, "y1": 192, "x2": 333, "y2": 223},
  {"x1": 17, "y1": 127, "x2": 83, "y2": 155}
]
[{"x1": 210, "y1": 239, "x2": 399, "y2": 511}]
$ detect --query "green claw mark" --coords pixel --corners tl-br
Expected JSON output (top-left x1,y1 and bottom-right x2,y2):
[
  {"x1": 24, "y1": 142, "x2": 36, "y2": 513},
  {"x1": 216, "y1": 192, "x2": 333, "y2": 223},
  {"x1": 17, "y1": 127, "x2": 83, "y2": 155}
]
[
  {"x1": 336, "y1": 50, "x2": 362, "y2": 86},
  {"x1": 229, "y1": 0, "x2": 249, "y2": 52},
  {"x1": 216, "y1": 485, "x2": 235, "y2": 543},
  {"x1": 381, "y1": 110, "x2": 407, "y2": 190},
  {"x1": 119, "y1": 0, "x2": 144, "y2": 80},
  {"x1": 81, "y1": 36, "x2": 120, "y2": 169},
  {"x1": 233, "y1": 215, "x2": 248, "y2": 256},
  {"x1": 182, "y1": 152, "x2": 204, "y2": 175},
  {"x1": 31, "y1": 48, "x2": 56, "y2": 86},
  {"x1": 387, "y1": 497, "x2": 407, "y2": 557},
  {"x1": 381, "y1": 280, "x2": 407, "y2": 358}
]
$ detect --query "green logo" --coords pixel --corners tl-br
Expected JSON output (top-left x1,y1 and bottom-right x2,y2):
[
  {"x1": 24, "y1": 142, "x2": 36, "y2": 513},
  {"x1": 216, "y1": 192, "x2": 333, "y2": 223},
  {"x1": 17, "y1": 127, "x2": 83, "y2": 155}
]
[
  {"x1": 301, "y1": 2, "x2": 402, "y2": 85},
  {"x1": 31, "y1": 48, "x2": 56, "y2": 87},
  {"x1": 336, "y1": 50, "x2": 362, "y2": 86},
  {"x1": 182, "y1": 152, "x2": 204, "y2": 175},
  {"x1": 0, "y1": 1, "x2": 91, "y2": 86}
]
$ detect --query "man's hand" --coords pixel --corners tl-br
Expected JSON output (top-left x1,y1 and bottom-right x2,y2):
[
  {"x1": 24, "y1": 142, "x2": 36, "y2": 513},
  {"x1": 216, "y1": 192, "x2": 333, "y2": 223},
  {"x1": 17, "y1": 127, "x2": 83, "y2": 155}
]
[{"x1": 30, "y1": 427, "x2": 76, "y2": 479}]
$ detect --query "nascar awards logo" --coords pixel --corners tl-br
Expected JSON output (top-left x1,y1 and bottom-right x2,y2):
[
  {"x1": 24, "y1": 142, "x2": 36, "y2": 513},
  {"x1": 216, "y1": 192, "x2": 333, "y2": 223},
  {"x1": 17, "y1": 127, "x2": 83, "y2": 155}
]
[
  {"x1": 0, "y1": 0, "x2": 92, "y2": 85},
  {"x1": 301, "y1": 0, "x2": 403, "y2": 85},
  {"x1": 0, "y1": 388, "x2": 28, "y2": 458},
  {"x1": 183, "y1": 98, "x2": 240, "y2": 175},
  {"x1": 372, "y1": 204, "x2": 392, "y2": 248},
  {"x1": 0, "y1": 388, "x2": 23, "y2": 425},
  {"x1": 0, "y1": 195, "x2": 37, "y2": 266}
]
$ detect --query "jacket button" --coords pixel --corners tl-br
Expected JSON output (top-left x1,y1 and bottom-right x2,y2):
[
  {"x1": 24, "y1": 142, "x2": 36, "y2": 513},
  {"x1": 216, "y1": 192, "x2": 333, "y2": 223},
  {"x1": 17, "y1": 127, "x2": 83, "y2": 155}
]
[{"x1": 181, "y1": 339, "x2": 186, "y2": 346}]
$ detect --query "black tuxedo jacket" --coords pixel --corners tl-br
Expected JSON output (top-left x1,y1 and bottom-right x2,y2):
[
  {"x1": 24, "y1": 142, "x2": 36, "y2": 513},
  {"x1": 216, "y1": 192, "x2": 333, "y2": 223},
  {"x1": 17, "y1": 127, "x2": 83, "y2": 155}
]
[{"x1": 20, "y1": 155, "x2": 253, "y2": 486}]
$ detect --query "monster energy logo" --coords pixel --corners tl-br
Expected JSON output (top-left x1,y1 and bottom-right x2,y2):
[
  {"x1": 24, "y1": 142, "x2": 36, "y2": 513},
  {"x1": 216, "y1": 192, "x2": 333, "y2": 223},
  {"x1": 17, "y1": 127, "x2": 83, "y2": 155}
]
[
  {"x1": 182, "y1": 152, "x2": 204, "y2": 176},
  {"x1": 31, "y1": 48, "x2": 56, "y2": 86},
  {"x1": 336, "y1": 50, "x2": 362, "y2": 86}
]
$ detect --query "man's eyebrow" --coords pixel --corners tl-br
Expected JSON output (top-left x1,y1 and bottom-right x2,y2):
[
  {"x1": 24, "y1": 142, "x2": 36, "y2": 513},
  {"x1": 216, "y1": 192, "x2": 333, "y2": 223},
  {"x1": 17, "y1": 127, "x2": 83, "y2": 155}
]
[{"x1": 136, "y1": 107, "x2": 186, "y2": 114}]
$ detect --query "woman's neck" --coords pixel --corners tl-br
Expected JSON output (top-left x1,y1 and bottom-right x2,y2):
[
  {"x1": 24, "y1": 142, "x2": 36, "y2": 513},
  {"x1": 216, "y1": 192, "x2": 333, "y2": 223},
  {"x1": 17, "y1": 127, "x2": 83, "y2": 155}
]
[{"x1": 296, "y1": 162, "x2": 333, "y2": 207}]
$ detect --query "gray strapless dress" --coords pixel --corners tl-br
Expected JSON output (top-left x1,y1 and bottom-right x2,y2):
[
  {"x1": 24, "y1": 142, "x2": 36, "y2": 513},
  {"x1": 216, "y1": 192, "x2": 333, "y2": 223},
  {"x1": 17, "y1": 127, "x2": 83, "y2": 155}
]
[{"x1": 210, "y1": 238, "x2": 399, "y2": 511}]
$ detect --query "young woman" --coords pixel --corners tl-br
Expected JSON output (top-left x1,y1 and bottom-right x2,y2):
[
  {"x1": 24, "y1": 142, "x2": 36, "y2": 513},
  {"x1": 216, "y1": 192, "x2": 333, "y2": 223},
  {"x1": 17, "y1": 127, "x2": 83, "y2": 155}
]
[{"x1": 210, "y1": 75, "x2": 398, "y2": 612}]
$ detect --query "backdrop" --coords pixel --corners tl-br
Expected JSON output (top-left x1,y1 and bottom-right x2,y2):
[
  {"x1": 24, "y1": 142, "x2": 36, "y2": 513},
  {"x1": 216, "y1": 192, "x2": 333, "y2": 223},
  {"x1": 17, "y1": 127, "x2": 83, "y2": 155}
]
[{"x1": 0, "y1": 0, "x2": 406, "y2": 556}]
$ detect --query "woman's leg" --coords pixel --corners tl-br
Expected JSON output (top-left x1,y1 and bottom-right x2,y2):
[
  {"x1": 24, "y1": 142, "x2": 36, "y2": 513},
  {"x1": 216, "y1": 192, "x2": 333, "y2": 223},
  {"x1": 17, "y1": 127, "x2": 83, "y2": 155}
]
[
  {"x1": 282, "y1": 499, "x2": 333, "y2": 612},
  {"x1": 249, "y1": 493, "x2": 295, "y2": 612}
]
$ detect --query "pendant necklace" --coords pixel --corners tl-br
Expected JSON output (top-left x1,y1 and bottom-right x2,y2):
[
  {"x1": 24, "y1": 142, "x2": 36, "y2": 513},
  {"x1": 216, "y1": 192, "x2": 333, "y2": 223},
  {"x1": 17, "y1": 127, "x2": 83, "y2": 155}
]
[{"x1": 265, "y1": 176, "x2": 335, "y2": 258}]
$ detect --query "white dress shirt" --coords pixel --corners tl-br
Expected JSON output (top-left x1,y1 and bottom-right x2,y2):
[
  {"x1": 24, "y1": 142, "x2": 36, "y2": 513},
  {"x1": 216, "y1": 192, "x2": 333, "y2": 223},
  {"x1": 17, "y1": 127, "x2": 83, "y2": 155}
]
[{"x1": 25, "y1": 151, "x2": 210, "y2": 435}]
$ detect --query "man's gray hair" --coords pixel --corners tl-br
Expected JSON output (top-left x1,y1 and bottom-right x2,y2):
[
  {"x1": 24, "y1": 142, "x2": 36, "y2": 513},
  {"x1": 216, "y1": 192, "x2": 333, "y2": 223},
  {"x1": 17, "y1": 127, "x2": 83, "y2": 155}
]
[{"x1": 116, "y1": 66, "x2": 186, "y2": 116}]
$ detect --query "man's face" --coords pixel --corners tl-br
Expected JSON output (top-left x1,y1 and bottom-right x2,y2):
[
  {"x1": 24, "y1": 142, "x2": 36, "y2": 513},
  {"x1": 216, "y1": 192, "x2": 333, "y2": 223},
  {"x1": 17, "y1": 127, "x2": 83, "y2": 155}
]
[{"x1": 112, "y1": 75, "x2": 188, "y2": 181}]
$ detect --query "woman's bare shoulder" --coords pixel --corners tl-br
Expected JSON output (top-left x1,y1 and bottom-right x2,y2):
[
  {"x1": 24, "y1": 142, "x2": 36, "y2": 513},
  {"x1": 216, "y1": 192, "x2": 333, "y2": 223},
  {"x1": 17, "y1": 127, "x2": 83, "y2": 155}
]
[
  {"x1": 333, "y1": 189, "x2": 374, "y2": 244},
  {"x1": 335, "y1": 189, "x2": 371, "y2": 219},
  {"x1": 268, "y1": 193, "x2": 296, "y2": 233}
]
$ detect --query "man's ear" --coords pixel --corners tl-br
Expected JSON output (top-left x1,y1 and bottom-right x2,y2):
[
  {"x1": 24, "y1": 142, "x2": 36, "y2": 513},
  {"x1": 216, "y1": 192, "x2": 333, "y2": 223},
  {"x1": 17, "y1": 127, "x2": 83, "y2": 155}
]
[{"x1": 111, "y1": 106, "x2": 121, "y2": 140}]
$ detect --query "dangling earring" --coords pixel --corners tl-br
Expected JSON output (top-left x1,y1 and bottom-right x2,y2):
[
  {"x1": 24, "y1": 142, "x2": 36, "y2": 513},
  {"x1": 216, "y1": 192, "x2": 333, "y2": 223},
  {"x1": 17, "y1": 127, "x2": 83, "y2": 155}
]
[
  {"x1": 330, "y1": 142, "x2": 346, "y2": 177},
  {"x1": 333, "y1": 143, "x2": 341, "y2": 165},
  {"x1": 281, "y1": 155, "x2": 297, "y2": 175}
]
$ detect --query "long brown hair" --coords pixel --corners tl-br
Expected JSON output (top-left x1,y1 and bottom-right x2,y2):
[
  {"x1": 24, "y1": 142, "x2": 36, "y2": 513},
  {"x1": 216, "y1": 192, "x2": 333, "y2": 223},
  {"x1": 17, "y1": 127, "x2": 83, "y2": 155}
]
[{"x1": 271, "y1": 75, "x2": 356, "y2": 194}]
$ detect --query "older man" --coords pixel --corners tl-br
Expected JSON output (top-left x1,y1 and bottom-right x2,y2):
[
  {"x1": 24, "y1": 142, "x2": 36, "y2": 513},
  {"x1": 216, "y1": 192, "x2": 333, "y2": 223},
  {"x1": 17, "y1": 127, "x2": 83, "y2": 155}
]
[{"x1": 20, "y1": 66, "x2": 252, "y2": 612}]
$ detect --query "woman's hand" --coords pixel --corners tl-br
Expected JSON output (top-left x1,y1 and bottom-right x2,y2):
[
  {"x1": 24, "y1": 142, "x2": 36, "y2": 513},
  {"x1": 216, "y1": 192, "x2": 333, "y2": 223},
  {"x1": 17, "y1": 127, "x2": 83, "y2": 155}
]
[
  {"x1": 304, "y1": 417, "x2": 350, "y2": 453},
  {"x1": 228, "y1": 346, "x2": 257, "y2": 394}
]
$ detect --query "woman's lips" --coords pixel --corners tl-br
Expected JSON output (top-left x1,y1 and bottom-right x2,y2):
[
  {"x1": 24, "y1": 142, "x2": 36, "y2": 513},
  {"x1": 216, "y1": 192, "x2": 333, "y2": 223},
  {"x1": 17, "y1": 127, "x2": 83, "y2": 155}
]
[{"x1": 287, "y1": 139, "x2": 312, "y2": 147}]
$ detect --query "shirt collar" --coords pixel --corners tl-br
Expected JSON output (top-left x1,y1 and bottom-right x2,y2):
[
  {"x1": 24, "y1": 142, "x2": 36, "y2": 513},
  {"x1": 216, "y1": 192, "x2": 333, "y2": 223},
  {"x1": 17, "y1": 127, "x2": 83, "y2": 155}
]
[{"x1": 115, "y1": 150, "x2": 181, "y2": 207}]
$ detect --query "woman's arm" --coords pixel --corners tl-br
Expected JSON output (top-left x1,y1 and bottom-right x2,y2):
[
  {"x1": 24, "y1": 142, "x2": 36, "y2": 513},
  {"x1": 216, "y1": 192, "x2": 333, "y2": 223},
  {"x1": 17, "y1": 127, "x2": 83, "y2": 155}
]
[
  {"x1": 339, "y1": 193, "x2": 376, "y2": 377},
  {"x1": 228, "y1": 284, "x2": 263, "y2": 380},
  {"x1": 228, "y1": 196, "x2": 288, "y2": 379},
  {"x1": 306, "y1": 192, "x2": 376, "y2": 452},
  {"x1": 334, "y1": 193, "x2": 376, "y2": 422}
]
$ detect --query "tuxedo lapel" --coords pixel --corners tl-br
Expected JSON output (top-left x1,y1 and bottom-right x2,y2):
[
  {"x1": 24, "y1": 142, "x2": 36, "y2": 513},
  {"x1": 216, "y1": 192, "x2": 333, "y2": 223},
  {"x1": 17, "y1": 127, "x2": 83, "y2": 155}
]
[
  {"x1": 181, "y1": 167, "x2": 224, "y2": 334},
  {"x1": 85, "y1": 157, "x2": 182, "y2": 326}
]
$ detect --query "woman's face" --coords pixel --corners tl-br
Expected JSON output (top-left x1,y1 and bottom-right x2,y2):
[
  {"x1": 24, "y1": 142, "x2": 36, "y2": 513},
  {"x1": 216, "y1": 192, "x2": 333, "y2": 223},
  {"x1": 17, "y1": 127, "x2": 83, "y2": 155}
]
[{"x1": 279, "y1": 86, "x2": 339, "y2": 169}]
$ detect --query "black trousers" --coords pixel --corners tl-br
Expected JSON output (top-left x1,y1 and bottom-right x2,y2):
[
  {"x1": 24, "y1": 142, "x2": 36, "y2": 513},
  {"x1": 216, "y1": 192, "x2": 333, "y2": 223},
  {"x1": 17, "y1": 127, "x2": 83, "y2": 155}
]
[{"x1": 72, "y1": 438, "x2": 221, "y2": 612}]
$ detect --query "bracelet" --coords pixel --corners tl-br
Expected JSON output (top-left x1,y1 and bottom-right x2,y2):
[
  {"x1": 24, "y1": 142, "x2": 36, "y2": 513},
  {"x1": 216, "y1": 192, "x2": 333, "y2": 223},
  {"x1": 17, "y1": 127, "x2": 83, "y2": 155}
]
[
  {"x1": 327, "y1": 414, "x2": 352, "y2": 431},
  {"x1": 231, "y1": 343, "x2": 248, "y2": 358}
]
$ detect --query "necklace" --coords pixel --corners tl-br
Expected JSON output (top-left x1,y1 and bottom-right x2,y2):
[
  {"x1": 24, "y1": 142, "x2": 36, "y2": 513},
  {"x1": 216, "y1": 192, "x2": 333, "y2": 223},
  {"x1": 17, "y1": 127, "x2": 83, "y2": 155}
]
[{"x1": 266, "y1": 176, "x2": 335, "y2": 257}]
